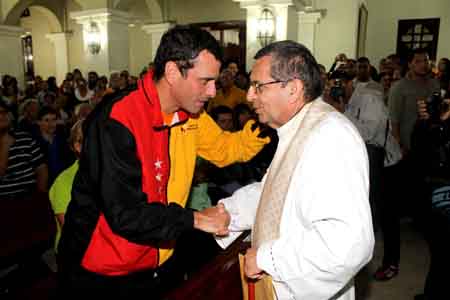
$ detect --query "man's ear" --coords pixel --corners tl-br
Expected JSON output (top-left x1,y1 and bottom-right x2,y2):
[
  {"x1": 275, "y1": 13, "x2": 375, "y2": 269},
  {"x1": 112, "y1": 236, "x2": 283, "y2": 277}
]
[
  {"x1": 164, "y1": 61, "x2": 181, "y2": 85},
  {"x1": 287, "y1": 79, "x2": 304, "y2": 104}
]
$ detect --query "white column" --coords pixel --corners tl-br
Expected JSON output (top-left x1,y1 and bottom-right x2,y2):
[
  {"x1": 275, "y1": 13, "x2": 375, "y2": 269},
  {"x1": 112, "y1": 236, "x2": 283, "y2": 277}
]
[
  {"x1": 233, "y1": 0, "x2": 294, "y2": 72},
  {"x1": 0, "y1": 25, "x2": 25, "y2": 87},
  {"x1": 46, "y1": 33, "x2": 70, "y2": 85},
  {"x1": 141, "y1": 22, "x2": 174, "y2": 62},
  {"x1": 297, "y1": 11, "x2": 322, "y2": 55},
  {"x1": 70, "y1": 9, "x2": 131, "y2": 75}
]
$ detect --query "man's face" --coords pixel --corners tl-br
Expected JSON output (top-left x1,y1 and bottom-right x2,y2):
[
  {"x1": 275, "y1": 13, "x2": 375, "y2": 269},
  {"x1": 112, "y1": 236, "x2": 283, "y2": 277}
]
[
  {"x1": 219, "y1": 70, "x2": 234, "y2": 89},
  {"x1": 381, "y1": 73, "x2": 393, "y2": 91},
  {"x1": 173, "y1": 50, "x2": 220, "y2": 114},
  {"x1": 216, "y1": 112, "x2": 234, "y2": 131},
  {"x1": 409, "y1": 53, "x2": 430, "y2": 77},
  {"x1": 238, "y1": 111, "x2": 252, "y2": 129},
  {"x1": 247, "y1": 55, "x2": 291, "y2": 129},
  {"x1": 26, "y1": 102, "x2": 39, "y2": 120},
  {"x1": 356, "y1": 61, "x2": 371, "y2": 82},
  {"x1": 39, "y1": 113, "x2": 57, "y2": 135},
  {"x1": 88, "y1": 73, "x2": 97, "y2": 84},
  {"x1": 227, "y1": 63, "x2": 239, "y2": 77}
]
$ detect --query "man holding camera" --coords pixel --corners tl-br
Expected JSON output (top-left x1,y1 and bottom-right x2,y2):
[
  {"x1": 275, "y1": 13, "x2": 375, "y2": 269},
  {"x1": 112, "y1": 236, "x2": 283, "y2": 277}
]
[
  {"x1": 388, "y1": 49, "x2": 440, "y2": 231},
  {"x1": 414, "y1": 96, "x2": 450, "y2": 300}
]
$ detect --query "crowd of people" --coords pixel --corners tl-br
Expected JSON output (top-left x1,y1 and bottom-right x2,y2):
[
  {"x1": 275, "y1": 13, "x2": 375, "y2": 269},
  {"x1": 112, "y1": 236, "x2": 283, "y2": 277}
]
[{"x1": 1, "y1": 23, "x2": 450, "y2": 299}]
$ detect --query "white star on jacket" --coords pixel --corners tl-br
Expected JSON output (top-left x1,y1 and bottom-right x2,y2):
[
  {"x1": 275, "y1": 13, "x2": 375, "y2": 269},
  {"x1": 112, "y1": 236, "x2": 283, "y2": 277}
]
[
  {"x1": 154, "y1": 160, "x2": 163, "y2": 169},
  {"x1": 155, "y1": 173, "x2": 162, "y2": 182}
]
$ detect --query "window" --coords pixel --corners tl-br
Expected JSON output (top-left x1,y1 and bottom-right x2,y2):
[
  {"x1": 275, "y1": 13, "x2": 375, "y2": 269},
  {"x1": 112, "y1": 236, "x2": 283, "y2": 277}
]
[{"x1": 396, "y1": 18, "x2": 440, "y2": 60}]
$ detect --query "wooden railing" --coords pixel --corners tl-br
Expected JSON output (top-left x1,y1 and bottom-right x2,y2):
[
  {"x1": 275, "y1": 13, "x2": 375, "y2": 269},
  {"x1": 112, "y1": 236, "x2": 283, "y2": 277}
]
[{"x1": 162, "y1": 231, "x2": 250, "y2": 300}]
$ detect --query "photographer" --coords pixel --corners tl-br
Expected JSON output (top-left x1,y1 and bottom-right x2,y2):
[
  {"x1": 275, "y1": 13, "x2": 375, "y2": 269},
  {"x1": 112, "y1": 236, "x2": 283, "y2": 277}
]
[{"x1": 413, "y1": 96, "x2": 450, "y2": 300}]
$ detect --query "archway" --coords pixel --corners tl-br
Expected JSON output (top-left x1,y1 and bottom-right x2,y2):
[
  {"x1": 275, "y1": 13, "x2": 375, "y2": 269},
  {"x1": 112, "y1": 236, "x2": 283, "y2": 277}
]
[
  {"x1": 114, "y1": 0, "x2": 163, "y2": 21},
  {"x1": 19, "y1": 5, "x2": 63, "y2": 81}
]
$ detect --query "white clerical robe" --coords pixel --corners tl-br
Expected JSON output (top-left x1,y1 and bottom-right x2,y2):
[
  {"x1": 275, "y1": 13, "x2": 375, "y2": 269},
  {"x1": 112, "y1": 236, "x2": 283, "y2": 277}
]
[{"x1": 217, "y1": 100, "x2": 374, "y2": 300}]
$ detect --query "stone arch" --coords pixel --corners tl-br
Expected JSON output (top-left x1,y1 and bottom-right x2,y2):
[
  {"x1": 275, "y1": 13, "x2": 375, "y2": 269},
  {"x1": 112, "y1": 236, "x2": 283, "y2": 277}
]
[
  {"x1": 4, "y1": 0, "x2": 63, "y2": 29},
  {"x1": 114, "y1": 0, "x2": 163, "y2": 21}
]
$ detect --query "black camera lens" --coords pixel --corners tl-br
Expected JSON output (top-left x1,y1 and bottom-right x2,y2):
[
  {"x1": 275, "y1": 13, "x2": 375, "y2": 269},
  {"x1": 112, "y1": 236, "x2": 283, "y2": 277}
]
[{"x1": 426, "y1": 92, "x2": 443, "y2": 121}]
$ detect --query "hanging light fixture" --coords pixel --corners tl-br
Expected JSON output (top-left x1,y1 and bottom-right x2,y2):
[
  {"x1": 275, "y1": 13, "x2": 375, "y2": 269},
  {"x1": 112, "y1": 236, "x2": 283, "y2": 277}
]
[
  {"x1": 86, "y1": 21, "x2": 101, "y2": 55},
  {"x1": 257, "y1": 8, "x2": 275, "y2": 47}
]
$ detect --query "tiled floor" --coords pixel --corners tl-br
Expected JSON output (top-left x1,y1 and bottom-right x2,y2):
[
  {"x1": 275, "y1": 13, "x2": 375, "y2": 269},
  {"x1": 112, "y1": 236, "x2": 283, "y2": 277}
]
[
  {"x1": 356, "y1": 220, "x2": 429, "y2": 300},
  {"x1": 1, "y1": 220, "x2": 429, "y2": 299}
]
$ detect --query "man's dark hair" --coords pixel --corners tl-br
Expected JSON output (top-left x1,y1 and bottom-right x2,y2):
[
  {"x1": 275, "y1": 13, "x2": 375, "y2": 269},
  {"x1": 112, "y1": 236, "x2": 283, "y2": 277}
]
[
  {"x1": 407, "y1": 48, "x2": 429, "y2": 63},
  {"x1": 254, "y1": 40, "x2": 323, "y2": 102},
  {"x1": 357, "y1": 56, "x2": 370, "y2": 64},
  {"x1": 210, "y1": 105, "x2": 233, "y2": 122},
  {"x1": 38, "y1": 106, "x2": 57, "y2": 120},
  {"x1": 153, "y1": 25, "x2": 223, "y2": 81},
  {"x1": 329, "y1": 70, "x2": 353, "y2": 82}
]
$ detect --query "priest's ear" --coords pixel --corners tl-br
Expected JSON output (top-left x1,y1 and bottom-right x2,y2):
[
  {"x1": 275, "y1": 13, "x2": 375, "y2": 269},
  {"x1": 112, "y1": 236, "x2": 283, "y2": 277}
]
[{"x1": 286, "y1": 78, "x2": 305, "y2": 104}]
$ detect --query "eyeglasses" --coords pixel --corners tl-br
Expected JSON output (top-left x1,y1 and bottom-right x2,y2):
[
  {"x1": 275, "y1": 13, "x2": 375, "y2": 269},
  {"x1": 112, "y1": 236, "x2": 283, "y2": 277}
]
[{"x1": 249, "y1": 80, "x2": 289, "y2": 94}]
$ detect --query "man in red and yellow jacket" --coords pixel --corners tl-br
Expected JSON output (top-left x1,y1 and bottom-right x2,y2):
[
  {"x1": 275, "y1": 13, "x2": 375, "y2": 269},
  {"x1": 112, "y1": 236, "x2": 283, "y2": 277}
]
[{"x1": 58, "y1": 25, "x2": 269, "y2": 296}]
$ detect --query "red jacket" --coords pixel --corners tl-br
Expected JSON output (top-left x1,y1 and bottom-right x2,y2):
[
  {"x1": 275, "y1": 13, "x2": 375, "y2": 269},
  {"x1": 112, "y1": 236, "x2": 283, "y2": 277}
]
[{"x1": 59, "y1": 73, "x2": 193, "y2": 275}]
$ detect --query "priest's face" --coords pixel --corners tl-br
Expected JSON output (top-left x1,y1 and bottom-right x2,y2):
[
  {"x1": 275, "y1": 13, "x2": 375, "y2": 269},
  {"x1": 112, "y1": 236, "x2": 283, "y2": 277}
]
[{"x1": 247, "y1": 55, "x2": 292, "y2": 129}]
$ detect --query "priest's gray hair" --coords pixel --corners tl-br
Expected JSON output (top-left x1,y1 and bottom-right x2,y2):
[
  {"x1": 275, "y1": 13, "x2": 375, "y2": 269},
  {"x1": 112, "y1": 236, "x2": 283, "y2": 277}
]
[{"x1": 254, "y1": 40, "x2": 323, "y2": 102}]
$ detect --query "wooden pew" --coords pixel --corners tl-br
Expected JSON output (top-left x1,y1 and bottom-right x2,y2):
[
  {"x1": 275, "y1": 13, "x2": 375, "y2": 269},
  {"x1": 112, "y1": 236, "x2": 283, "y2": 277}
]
[{"x1": 0, "y1": 192, "x2": 56, "y2": 268}]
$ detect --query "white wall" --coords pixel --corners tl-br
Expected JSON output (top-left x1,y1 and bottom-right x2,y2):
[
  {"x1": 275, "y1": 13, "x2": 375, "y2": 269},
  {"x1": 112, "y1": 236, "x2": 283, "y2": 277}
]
[
  {"x1": 0, "y1": 26, "x2": 24, "y2": 87},
  {"x1": 314, "y1": 0, "x2": 360, "y2": 69},
  {"x1": 129, "y1": 25, "x2": 152, "y2": 76},
  {"x1": 20, "y1": 6, "x2": 56, "y2": 80},
  {"x1": 66, "y1": 0, "x2": 85, "y2": 75},
  {"x1": 366, "y1": 0, "x2": 450, "y2": 68},
  {"x1": 167, "y1": 0, "x2": 245, "y2": 24},
  {"x1": 287, "y1": 5, "x2": 299, "y2": 41},
  {"x1": 128, "y1": 1, "x2": 152, "y2": 76}
]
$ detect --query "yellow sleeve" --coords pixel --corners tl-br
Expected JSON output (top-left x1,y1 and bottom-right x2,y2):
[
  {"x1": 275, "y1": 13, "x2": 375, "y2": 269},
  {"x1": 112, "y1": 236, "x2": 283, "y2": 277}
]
[{"x1": 196, "y1": 112, "x2": 270, "y2": 167}]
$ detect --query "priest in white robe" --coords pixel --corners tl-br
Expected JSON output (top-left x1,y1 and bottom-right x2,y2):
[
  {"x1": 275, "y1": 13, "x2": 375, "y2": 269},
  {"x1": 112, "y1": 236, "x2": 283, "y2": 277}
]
[{"x1": 216, "y1": 41, "x2": 374, "y2": 300}]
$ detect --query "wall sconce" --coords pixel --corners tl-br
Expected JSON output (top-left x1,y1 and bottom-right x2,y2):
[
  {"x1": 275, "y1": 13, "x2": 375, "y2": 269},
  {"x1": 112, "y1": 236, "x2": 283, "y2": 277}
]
[
  {"x1": 257, "y1": 8, "x2": 275, "y2": 47},
  {"x1": 85, "y1": 21, "x2": 101, "y2": 55}
]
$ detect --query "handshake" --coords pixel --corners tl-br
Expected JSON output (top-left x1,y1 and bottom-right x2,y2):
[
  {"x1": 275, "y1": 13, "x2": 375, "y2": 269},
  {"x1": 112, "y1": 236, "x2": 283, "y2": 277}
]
[{"x1": 193, "y1": 203, "x2": 230, "y2": 236}]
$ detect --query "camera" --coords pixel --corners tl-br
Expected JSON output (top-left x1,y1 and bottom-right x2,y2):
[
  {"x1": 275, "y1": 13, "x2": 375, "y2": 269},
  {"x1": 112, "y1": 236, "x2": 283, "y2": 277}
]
[
  {"x1": 426, "y1": 92, "x2": 448, "y2": 122},
  {"x1": 330, "y1": 79, "x2": 345, "y2": 102}
]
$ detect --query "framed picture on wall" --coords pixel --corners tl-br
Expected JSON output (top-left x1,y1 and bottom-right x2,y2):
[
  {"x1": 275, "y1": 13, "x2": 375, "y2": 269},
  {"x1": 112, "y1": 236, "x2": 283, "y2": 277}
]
[{"x1": 356, "y1": 4, "x2": 368, "y2": 58}]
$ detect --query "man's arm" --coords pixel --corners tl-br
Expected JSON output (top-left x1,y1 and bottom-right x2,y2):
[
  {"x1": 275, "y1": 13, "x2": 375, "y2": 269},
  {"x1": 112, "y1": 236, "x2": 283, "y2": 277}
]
[
  {"x1": 344, "y1": 92, "x2": 386, "y2": 143},
  {"x1": 196, "y1": 112, "x2": 270, "y2": 167},
  {"x1": 391, "y1": 122, "x2": 401, "y2": 145},
  {"x1": 388, "y1": 83, "x2": 403, "y2": 148},
  {"x1": 35, "y1": 164, "x2": 48, "y2": 193},
  {"x1": 94, "y1": 119, "x2": 227, "y2": 245},
  {"x1": 0, "y1": 133, "x2": 13, "y2": 176},
  {"x1": 215, "y1": 181, "x2": 263, "y2": 248}
]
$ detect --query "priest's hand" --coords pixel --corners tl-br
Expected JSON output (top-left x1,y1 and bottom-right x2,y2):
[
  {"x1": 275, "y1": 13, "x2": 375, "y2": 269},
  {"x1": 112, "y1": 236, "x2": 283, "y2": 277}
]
[
  {"x1": 244, "y1": 247, "x2": 264, "y2": 279},
  {"x1": 193, "y1": 203, "x2": 230, "y2": 236}
]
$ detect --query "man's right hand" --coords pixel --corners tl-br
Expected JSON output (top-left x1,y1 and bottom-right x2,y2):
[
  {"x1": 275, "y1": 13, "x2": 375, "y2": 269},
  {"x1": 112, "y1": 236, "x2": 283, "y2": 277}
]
[
  {"x1": 417, "y1": 98, "x2": 429, "y2": 120},
  {"x1": 194, "y1": 203, "x2": 230, "y2": 236},
  {"x1": 417, "y1": 98, "x2": 450, "y2": 121}
]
